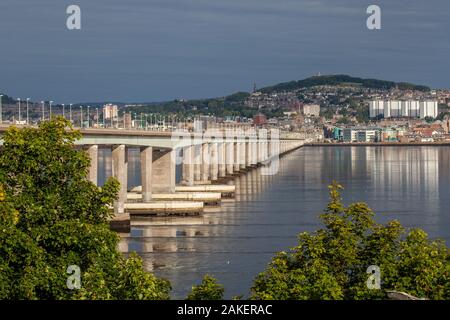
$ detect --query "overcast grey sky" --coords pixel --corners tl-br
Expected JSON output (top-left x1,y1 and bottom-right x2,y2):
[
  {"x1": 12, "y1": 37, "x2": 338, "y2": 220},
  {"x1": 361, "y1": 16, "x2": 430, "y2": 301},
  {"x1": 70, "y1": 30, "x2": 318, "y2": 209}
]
[{"x1": 0, "y1": 0, "x2": 449, "y2": 103}]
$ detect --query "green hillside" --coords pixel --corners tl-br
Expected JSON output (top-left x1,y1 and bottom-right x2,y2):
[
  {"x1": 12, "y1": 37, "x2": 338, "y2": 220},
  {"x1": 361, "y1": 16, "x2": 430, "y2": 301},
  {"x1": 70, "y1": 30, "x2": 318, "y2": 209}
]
[{"x1": 259, "y1": 74, "x2": 430, "y2": 93}]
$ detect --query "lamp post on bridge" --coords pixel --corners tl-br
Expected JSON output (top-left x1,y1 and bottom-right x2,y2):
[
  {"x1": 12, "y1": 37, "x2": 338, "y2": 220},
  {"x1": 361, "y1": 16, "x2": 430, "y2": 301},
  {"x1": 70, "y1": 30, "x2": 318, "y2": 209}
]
[
  {"x1": 96, "y1": 108, "x2": 99, "y2": 127},
  {"x1": 26, "y1": 98, "x2": 30, "y2": 125},
  {"x1": 17, "y1": 98, "x2": 21, "y2": 124},
  {"x1": 62, "y1": 104, "x2": 65, "y2": 119},
  {"x1": 49, "y1": 101, "x2": 53, "y2": 119},
  {"x1": 80, "y1": 106, "x2": 83, "y2": 128},
  {"x1": 87, "y1": 106, "x2": 90, "y2": 128},
  {"x1": 41, "y1": 101, "x2": 45, "y2": 121},
  {"x1": 69, "y1": 104, "x2": 73, "y2": 124}
]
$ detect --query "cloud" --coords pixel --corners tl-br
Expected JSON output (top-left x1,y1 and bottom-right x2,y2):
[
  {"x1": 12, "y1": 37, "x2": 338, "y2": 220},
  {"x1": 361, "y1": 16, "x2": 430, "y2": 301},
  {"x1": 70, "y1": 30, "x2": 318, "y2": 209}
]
[{"x1": 0, "y1": 0, "x2": 449, "y2": 102}]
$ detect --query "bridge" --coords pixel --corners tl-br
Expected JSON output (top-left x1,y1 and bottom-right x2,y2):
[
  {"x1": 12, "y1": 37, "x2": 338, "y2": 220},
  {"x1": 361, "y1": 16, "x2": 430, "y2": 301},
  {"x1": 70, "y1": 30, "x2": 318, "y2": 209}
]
[{"x1": 0, "y1": 125, "x2": 306, "y2": 217}]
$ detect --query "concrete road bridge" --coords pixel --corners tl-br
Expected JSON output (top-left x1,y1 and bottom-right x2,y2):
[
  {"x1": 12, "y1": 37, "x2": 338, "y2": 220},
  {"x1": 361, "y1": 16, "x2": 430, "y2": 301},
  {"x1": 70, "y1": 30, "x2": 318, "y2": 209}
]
[{"x1": 0, "y1": 125, "x2": 306, "y2": 216}]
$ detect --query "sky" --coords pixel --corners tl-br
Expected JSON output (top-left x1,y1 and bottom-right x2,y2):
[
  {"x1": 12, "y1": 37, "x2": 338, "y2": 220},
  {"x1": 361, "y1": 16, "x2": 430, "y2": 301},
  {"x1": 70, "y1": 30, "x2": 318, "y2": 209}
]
[{"x1": 1, "y1": 0, "x2": 449, "y2": 103}]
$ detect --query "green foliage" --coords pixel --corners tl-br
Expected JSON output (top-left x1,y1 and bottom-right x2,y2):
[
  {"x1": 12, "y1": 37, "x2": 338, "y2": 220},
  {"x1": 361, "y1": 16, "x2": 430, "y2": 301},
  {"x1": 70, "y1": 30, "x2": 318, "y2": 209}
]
[
  {"x1": 424, "y1": 116, "x2": 435, "y2": 123},
  {"x1": 436, "y1": 111, "x2": 450, "y2": 121},
  {"x1": 0, "y1": 117, "x2": 171, "y2": 299},
  {"x1": 251, "y1": 181, "x2": 450, "y2": 300},
  {"x1": 186, "y1": 275, "x2": 224, "y2": 300}
]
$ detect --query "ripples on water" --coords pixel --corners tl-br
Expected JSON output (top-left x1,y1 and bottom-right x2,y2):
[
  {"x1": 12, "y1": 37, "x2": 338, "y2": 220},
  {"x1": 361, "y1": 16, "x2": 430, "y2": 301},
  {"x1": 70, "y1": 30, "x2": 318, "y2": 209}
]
[{"x1": 99, "y1": 146, "x2": 450, "y2": 299}]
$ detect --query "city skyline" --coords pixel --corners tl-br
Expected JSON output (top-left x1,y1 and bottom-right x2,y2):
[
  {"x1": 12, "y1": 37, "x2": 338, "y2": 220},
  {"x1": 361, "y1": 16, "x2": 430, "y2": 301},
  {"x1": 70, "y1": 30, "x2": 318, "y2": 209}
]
[{"x1": 1, "y1": 0, "x2": 450, "y2": 103}]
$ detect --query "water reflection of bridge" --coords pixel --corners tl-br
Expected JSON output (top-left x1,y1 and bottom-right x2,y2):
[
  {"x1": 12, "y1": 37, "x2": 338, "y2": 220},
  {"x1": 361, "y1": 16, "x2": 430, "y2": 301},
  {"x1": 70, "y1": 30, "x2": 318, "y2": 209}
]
[{"x1": 117, "y1": 160, "x2": 289, "y2": 265}]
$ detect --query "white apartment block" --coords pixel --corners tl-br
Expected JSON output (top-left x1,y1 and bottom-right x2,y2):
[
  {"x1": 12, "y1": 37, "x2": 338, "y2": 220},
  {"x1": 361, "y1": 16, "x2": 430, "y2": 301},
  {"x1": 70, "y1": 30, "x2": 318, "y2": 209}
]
[
  {"x1": 369, "y1": 100, "x2": 438, "y2": 119},
  {"x1": 103, "y1": 103, "x2": 119, "y2": 120}
]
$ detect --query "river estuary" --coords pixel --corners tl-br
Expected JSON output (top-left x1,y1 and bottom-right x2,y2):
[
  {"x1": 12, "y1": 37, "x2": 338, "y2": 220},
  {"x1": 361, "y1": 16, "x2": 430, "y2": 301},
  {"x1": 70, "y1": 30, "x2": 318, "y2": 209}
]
[{"x1": 100, "y1": 146, "x2": 450, "y2": 299}]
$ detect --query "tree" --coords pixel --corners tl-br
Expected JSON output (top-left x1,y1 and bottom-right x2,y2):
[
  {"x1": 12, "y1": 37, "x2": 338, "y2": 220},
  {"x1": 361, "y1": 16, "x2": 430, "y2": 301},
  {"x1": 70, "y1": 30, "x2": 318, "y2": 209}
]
[
  {"x1": 0, "y1": 118, "x2": 171, "y2": 299},
  {"x1": 424, "y1": 116, "x2": 435, "y2": 123},
  {"x1": 186, "y1": 275, "x2": 224, "y2": 300},
  {"x1": 251, "y1": 181, "x2": 449, "y2": 300}
]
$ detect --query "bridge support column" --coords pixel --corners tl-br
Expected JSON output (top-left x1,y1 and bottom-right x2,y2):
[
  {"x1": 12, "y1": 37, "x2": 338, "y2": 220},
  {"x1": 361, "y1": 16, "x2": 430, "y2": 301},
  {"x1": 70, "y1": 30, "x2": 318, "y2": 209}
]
[
  {"x1": 194, "y1": 145, "x2": 202, "y2": 181},
  {"x1": 218, "y1": 142, "x2": 226, "y2": 178},
  {"x1": 269, "y1": 133, "x2": 280, "y2": 160},
  {"x1": 86, "y1": 145, "x2": 98, "y2": 186},
  {"x1": 112, "y1": 145, "x2": 127, "y2": 215},
  {"x1": 210, "y1": 143, "x2": 219, "y2": 181},
  {"x1": 245, "y1": 141, "x2": 251, "y2": 168},
  {"x1": 152, "y1": 149, "x2": 176, "y2": 193},
  {"x1": 182, "y1": 145, "x2": 194, "y2": 186},
  {"x1": 201, "y1": 143, "x2": 210, "y2": 183},
  {"x1": 225, "y1": 141, "x2": 234, "y2": 176},
  {"x1": 263, "y1": 141, "x2": 269, "y2": 161},
  {"x1": 251, "y1": 141, "x2": 257, "y2": 166},
  {"x1": 239, "y1": 142, "x2": 246, "y2": 170},
  {"x1": 233, "y1": 142, "x2": 240, "y2": 173},
  {"x1": 140, "y1": 146, "x2": 153, "y2": 202},
  {"x1": 257, "y1": 141, "x2": 263, "y2": 163}
]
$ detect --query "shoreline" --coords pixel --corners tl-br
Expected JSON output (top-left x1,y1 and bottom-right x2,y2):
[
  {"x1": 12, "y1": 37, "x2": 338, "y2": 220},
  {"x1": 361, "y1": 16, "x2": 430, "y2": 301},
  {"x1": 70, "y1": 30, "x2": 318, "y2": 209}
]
[{"x1": 305, "y1": 142, "x2": 450, "y2": 147}]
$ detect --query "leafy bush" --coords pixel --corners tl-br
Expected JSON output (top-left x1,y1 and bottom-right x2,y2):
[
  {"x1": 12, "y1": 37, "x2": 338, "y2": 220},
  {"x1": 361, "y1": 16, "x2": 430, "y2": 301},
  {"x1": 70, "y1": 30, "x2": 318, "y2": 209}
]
[
  {"x1": 251, "y1": 181, "x2": 449, "y2": 300},
  {"x1": 186, "y1": 275, "x2": 225, "y2": 300},
  {"x1": 0, "y1": 118, "x2": 171, "y2": 299}
]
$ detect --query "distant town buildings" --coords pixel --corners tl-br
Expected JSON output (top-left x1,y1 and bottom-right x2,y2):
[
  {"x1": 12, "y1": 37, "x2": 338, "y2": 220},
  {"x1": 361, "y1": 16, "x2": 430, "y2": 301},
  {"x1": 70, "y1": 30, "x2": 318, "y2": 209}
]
[
  {"x1": 302, "y1": 104, "x2": 320, "y2": 117},
  {"x1": 341, "y1": 127, "x2": 381, "y2": 143},
  {"x1": 328, "y1": 121, "x2": 450, "y2": 144},
  {"x1": 369, "y1": 100, "x2": 438, "y2": 119},
  {"x1": 123, "y1": 113, "x2": 132, "y2": 129},
  {"x1": 103, "y1": 103, "x2": 118, "y2": 120},
  {"x1": 442, "y1": 115, "x2": 450, "y2": 133},
  {"x1": 253, "y1": 113, "x2": 267, "y2": 126}
]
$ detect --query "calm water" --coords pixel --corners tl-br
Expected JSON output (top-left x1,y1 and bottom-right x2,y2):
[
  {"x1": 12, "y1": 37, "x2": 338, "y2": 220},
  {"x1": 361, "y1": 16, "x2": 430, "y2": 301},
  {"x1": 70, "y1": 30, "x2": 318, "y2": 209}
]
[{"x1": 100, "y1": 146, "x2": 450, "y2": 299}]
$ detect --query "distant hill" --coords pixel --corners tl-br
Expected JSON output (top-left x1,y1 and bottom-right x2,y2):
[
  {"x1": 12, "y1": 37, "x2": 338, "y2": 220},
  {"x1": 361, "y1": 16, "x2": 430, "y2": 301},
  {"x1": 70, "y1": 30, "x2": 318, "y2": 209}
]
[
  {"x1": 259, "y1": 74, "x2": 430, "y2": 93},
  {"x1": 1, "y1": 74, "x2": 431, "y2": 112}
]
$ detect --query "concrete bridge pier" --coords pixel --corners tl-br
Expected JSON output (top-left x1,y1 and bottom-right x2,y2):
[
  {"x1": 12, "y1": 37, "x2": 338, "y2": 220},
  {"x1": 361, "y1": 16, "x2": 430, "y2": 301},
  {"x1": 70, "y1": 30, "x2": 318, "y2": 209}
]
[
  {"x1": 140, "y1": 146, "x2": 153, "y2": 202},
  {"x1": 245, "y1": 141, "x2": 251, "y2": 168},
  {"x1": 182, "y1": 145, "x2": 194, "y2": 186},
  {"x1": 262, "y1": 141, "x2": 269, "y2": 162},
  {"x1": 257, "y1": 141, "x2": 265, "y2": 163},
  {"x1": 201, "y1": 143, "x2": 210, "y2": 183},
  {"x1": 152, "y1": 149, "x2": 176, "y2": 193},
  {"x1": 210, "y1": 142, "x2": 219, "y2": 181},
  {"x1": 269, "y1": 132, "x2": 280, "y2": 160},
  {"x1": 194, "y1": 144, "x2": 202, "y2": 182},
  {"x1": 239, "y1": 142, "x2": 246, "y2": 171},
  {"x1": 112, "y1": 144, "x2": 128, "y2": 215},
  {"x1": 86, "y1": 145, "x2": 98, "y2": 185},
  {"x1": 233, "y1": 141, "x2": 241, "y2": 173},
  {"x1": 250, "y1": 141, "x2": 258, "y2": 167},
  {"x1": 225, "y1": 141, "x2": 234, "y2": 176},
  {"x1": 218, "y1": 142, "x2": 227, "y2": 178}
]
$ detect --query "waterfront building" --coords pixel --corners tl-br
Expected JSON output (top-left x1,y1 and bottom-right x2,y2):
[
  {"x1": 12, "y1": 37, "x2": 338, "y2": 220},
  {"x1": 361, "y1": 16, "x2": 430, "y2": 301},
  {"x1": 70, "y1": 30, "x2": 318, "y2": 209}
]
[
  {"x1": 381, "y1": 127, "x2": 407, "y2": 142},
  {"x1": 369, "y1": 100, "x2": 438, "y2": 119},
  {"x1": 333, "y1": 127, "x2": 343, "y2": 141},
  {"x1": 343, "y1": 127, "x2": 381, "y2": 143}
]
